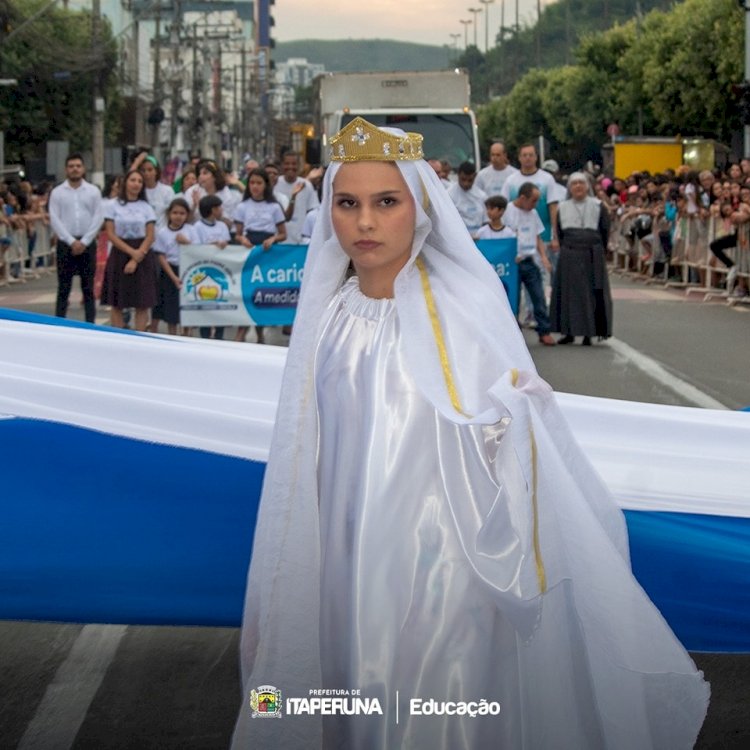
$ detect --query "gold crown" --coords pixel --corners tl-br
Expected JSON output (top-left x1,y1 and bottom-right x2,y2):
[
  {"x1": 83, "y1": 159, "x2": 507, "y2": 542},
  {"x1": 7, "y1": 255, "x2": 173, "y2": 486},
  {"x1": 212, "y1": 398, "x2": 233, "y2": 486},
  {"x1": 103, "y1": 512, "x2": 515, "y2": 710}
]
[{"x1": 329, "y1": 117, "x2": 424, "y2": 162}]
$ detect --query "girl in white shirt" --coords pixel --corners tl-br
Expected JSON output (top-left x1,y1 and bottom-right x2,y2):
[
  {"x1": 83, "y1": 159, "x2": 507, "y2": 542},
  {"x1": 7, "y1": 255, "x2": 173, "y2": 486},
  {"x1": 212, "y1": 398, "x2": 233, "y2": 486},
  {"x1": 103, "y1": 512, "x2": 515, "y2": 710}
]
[
  {"x1": 101, "y1": 170, "x2": 157, "y2": 331},
  {"x1": 150, "y1": 198, "x2": 193, "y2": 335},
  {"x1": 233, "y1": 168, "x2": 287, "y2": 344}
]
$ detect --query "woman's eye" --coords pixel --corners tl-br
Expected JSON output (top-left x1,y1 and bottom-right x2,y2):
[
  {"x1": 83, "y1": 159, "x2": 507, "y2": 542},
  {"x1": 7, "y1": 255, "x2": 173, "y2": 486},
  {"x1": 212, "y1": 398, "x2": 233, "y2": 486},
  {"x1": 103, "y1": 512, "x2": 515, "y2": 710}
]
[
  {"x1": 337, "y1": 198, "x2": 356, "y2": 208},
  {"x1": 380, "y1": 197, "x2": 397, "y2": 207}
]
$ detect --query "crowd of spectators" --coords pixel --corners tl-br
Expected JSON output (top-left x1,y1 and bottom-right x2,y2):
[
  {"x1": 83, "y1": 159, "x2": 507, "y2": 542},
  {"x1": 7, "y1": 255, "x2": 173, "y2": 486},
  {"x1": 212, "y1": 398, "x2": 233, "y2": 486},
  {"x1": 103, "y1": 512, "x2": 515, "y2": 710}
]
[
  {"x1": 593, "y1": 162, "x2": 750, "y2": 298},
  {"x1": 0, "y1": 149, "x2": 326, "y2": 338},
  {"x1": 2, "y1": 145, "x2": 749, "y2": 343}
]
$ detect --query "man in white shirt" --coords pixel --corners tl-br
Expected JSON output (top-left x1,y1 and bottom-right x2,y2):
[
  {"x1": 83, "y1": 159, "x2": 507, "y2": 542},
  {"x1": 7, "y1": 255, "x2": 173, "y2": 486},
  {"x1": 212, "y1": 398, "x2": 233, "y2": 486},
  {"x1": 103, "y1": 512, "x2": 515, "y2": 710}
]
[
  {"x1": 274, "y1": 152, "x2": 319, "y2": 244},
  {"x1": 475, "y1": 141, "x2": 519, "y2": 197},
  {"x1": 447, "y1": 161, "x2": 488, "y2": 238},
  {"x1": 48, "y1": 153, "x2": 103, "y2": 323},
  {"x1": 502, "y1": 182, "x2": 555, "y2": 346},
  {"x1": 501, "y1": 143, "x2": 560, "y2": 254}
]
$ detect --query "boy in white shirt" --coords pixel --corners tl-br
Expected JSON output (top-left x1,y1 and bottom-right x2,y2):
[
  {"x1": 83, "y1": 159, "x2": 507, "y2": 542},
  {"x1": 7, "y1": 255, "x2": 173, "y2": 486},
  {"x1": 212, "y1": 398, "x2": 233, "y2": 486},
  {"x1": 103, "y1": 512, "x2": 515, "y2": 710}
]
[
  {"x1": 193, "y1": 194, "x2": 230, "y2": 339},
  {"x1": 476, "y1": 195, "x2": 515, "y2": 240}
]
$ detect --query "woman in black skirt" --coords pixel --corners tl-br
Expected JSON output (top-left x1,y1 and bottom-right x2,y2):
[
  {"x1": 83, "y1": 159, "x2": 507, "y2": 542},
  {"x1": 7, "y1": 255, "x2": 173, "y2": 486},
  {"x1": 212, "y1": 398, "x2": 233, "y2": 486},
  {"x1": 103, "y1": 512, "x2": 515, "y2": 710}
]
[
  {"x1": 101, "y1": 170, "x2": 158, "y2": 331},
  {"x1": 550, "y1": 172, "x2": 613, "y2": 345}
]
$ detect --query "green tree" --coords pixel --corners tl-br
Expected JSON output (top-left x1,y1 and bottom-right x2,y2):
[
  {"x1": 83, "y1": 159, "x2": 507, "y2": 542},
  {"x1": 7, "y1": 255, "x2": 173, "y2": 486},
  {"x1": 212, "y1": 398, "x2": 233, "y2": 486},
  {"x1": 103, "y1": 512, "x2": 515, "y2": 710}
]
[
  {"x1": 636, "y1": 0, "x2": 742, "y2": 141},
  {"x1": 0, "y1": 0, "x2": 121, "y2": 164},
  {"x1": 478, "y1": 68, "x2": 552, "y2": 156},
  {"x1": 480, "y1": 0, "x2": 746, "y2": 167}
]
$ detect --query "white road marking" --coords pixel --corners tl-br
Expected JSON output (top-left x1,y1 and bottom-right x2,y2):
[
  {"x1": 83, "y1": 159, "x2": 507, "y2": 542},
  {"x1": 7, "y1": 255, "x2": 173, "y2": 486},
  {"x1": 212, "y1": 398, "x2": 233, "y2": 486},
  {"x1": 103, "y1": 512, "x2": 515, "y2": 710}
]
[
  {"x1": 608, "y1": 337, "x2": 728, "y2": 410},
  {"x1": 18, "y1": 624, "x2": 127, "y2": 750}
]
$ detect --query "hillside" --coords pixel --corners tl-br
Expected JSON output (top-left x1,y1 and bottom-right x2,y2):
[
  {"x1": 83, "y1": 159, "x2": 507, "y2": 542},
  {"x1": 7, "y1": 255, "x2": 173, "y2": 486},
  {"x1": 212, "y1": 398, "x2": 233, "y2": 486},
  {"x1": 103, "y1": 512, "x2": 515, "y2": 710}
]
[{"x1": 274, "y1": 39, "x2": 454, "y2": 73}]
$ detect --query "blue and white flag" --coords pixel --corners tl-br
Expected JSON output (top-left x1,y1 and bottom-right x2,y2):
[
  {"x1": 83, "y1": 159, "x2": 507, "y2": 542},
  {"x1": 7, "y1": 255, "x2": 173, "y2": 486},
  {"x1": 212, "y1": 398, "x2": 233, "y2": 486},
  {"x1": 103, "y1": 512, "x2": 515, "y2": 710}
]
[{"x1": 1, "y1": 310, "x2": 749, "y2": 652}]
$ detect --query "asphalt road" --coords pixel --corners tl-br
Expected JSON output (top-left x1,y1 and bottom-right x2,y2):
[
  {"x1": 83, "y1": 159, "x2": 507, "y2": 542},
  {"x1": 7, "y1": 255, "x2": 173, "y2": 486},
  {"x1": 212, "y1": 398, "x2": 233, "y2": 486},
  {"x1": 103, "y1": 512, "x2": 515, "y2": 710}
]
[{"x1": 0, "y1": 268, "x2": 748, "y2": 749}]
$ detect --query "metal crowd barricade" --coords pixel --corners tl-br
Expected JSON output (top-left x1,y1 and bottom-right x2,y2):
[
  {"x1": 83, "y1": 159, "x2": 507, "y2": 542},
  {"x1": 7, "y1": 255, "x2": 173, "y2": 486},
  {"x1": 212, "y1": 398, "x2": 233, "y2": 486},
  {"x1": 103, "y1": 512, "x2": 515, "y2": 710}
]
[
  {"x1": 30, "y1": 218, "x2": 55, "y2": 272},
  {"x1": 0, "y1": 224, "x2": 27, "y2": 285},
  {"x1": 728, "y1": 222, "x2": 750, "y2": 306},
  {"x1": 609, "y1": 209, "x2": 750, "y2": 304}
]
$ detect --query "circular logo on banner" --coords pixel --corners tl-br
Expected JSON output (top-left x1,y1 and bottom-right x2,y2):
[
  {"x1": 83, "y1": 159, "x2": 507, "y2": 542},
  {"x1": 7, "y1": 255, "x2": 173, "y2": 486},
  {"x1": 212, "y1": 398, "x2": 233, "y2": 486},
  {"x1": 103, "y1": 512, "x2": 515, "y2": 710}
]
[{"x1": 186, "y1": 266, "x2": 229, "y2": 302}]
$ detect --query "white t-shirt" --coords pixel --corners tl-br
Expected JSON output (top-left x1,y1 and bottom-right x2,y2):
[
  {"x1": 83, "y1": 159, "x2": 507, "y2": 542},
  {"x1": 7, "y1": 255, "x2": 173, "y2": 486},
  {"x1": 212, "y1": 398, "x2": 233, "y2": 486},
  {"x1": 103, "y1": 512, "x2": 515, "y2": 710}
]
[
  {"x1": 300, "y1": 208, "x2": 319, "y2": 244},
  {"x1": 502, "y1": 202, "x2": 544, "y2": 260},
  {"x1": 274, "y1": 178, "x2": 320, "y2": 244},
  {"x1": 104, "y1": 199, "x2": 157, "y2": 240},
  {"x1": 145, "y1": 182, "x2": 176, "y2": 227},
  {"x1": 183, "y1": 184, "x2": 242, "y2": 222},
  {"x1": 233, "y1": 199, "x2": 285, "y2": 234},
  {"x1": 153, "y1": 223, "x2": 194, "y2": 265},
  {"x1": 475, "y1": 223, "x2": 516, "y2": 240},
  {"x1": 191, "y1": 219, "x2": 231, "y2": 245},
  {"x1": 475, "y1": 164, "x2": 519, "y2": 197},
  {"x1": 447, "y1": 183, "x2": 488, "y2": 237},
  {"x1": 501, "y1": 169, "x2": 559, "y2": 242}
]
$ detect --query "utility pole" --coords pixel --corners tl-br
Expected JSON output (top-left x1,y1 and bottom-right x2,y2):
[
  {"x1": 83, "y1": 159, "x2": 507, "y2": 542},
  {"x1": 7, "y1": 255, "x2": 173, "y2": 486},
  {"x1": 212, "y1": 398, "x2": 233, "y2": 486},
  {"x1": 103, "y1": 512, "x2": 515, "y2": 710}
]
[
  {"x1": 479, "y1": 0, "x2": 494, "y2": 53},
  {"x1": 468, "y1": 8, "x2": 482, "y2": 49},
  {"x1": 151, "y1": 7, "x2": 161, "y2": 152},
  {"x1": 169, "y1": 1, "x2": 181, "y2": 153},
  {"x1": 450, "y1": 33, "x2": 461, "y2": 63},
  {"x1": 460, "y1": 19, "x2": 472, "y2": 50},
  {"x1": 91, "y1": 0, "x2": 104, "y2": 188},
  {"x1": 191, "y1": 23, "x2": 199, "y2": 153}
]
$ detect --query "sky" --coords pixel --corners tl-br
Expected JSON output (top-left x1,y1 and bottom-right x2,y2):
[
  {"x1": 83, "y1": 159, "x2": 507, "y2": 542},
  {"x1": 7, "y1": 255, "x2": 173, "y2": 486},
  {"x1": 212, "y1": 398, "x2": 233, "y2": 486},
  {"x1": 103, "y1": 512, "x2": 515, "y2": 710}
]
[{"x1": 274, "y1": 0, "x2": 556, "y2": 49}]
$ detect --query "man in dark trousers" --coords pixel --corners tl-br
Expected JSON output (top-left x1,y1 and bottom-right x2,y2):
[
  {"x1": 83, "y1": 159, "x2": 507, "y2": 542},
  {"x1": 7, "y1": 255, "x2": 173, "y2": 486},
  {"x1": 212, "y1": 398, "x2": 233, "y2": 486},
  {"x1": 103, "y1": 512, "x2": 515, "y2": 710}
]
[{"x1": 48, "y1": 154, "x2": 103, "y2": 323}]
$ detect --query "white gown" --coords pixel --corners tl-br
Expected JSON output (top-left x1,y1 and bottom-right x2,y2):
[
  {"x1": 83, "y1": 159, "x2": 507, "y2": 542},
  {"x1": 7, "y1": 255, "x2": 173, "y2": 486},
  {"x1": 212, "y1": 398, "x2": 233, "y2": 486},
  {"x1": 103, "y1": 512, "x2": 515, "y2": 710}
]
[{"x1": 313, "y1": 278, "x2": 708, "y2": 750}]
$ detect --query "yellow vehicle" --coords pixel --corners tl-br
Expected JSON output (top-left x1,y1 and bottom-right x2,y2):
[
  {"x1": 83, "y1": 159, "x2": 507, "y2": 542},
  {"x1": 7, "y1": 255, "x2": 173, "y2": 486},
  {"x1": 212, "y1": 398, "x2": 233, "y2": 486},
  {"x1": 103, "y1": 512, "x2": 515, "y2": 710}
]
[{"x1": 602, "y1": 136, "x2": 729, "y2": 177}]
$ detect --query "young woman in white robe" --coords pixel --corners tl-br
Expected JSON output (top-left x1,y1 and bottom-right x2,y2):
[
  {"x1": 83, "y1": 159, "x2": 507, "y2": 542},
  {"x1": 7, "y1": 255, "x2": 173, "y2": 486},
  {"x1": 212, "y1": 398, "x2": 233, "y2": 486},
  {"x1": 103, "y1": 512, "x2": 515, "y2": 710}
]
[{"x1": 231, "y1": 119, "x2": 709, "y2": 750}]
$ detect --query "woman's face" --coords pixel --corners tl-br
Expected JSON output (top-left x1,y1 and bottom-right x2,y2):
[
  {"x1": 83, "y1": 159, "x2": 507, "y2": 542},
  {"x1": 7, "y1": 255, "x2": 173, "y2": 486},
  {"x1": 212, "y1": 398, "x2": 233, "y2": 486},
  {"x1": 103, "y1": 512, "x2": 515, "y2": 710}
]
[
  {"x1": 198, "y1": 167, "x2": 216, "y2": 191},
  {"x1": 182, "y1": 171, "x2": 197, "y2": 191},
  {"x1": 331, "y1": 162, "x2": 416, "y2": 287},
  {"x1": 728, "y1": 164, "x2": 742, "y2": 180},
  {"x1": 248, "y1": 174, "x2": 267, "y2": 201},
  {"x1": 568, "y1": 179, "x2": 588, "y2": 201},
  {"x1": 141, "y1": 161, "x2": 158, "y2": 187},
  {"x1": 125, "y1": 171, "x2": 143, "y2": 200}
]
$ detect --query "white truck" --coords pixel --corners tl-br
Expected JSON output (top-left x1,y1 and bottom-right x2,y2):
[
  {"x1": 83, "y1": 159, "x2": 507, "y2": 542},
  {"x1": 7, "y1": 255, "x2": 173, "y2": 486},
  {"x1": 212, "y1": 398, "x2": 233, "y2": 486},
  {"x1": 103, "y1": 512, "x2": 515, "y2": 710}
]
[{"x1": 310, "y1": 69, "x2": 480, "y2": 169}]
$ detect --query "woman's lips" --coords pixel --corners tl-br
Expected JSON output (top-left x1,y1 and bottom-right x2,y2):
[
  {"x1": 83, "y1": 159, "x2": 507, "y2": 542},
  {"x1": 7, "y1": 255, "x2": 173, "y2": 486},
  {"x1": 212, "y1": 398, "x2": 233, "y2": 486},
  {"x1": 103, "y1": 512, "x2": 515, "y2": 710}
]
[{"x1": 354, "y1": 240, "x2": 380, "y2": 250}]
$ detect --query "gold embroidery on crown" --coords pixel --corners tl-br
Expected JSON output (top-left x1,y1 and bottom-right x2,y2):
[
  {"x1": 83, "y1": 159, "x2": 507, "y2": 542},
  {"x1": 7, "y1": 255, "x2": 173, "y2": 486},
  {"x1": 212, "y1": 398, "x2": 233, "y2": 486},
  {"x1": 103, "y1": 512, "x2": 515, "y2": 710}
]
[{"x1": 329, "y1": 117, "x2": 423, "y2": 162}]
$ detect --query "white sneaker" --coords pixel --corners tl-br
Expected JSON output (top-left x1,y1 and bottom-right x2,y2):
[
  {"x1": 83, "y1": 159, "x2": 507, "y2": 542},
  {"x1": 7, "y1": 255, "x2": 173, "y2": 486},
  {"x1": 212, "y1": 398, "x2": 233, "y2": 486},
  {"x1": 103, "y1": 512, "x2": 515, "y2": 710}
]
[{"x1": 726, "y1": 265, "x2": 738, "y2": 293}]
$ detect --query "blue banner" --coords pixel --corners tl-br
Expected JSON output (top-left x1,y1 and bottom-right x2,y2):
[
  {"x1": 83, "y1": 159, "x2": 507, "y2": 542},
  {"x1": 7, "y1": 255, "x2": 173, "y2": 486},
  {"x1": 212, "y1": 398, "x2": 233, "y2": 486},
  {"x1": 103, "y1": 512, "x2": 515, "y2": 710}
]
[
  {"x1": 180, "y1": 241, "x2": 520, "y2": 326},
  {"x1": 179, "y1": 243, "x2": 307, "y2": 327},
  {"x1": 475, "y1": 238, "x2": 520, "y2": 315}
]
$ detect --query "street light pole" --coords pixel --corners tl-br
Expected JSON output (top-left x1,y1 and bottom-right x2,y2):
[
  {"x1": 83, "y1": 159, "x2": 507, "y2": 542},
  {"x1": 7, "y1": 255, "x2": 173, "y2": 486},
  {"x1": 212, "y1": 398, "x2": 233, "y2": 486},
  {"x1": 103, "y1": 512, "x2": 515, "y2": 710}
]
[
  {"x1": 468, "y1": 8, "x2": 482, "y2": 49},
  {"x1": 479, "y1": 0, "x2": 495, "y2": 53},
  {"x1": 449, "y1": 33, "x2": 461, "y2": 62},
  {"x1": 459, "y1": 19, "x2": 472, "y2": 50}
]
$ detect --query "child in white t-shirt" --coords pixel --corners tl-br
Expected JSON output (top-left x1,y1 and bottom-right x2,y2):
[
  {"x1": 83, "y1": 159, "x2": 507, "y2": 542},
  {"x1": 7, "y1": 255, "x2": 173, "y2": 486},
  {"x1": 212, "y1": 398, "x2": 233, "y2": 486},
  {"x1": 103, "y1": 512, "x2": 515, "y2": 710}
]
[
  {"x1": 232, "y1": 168, "x2": 287, "y2": 344},
  {"x1": 194, "y1": 194, "x2": 231, "y2": 340},
  {"x1": 150, "y1": 198, "x2": 194, "y2": 335},
  {"x1": 476, "y1": 195, "x2": 515, "y2": 240}
]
